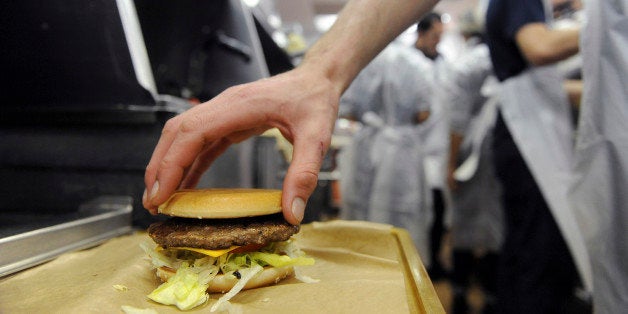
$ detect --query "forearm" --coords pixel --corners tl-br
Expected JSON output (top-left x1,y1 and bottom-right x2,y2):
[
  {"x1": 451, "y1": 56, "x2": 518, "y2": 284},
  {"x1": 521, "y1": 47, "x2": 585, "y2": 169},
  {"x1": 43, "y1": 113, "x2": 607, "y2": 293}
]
[
  {"x1": 516, "y1": 24, "x2": 580, "y2": 66},
  {"x1": 447, "y1": 132, "x2": 464, "y2": 190},
  {"x1": 300, "y1": 0, "x2": 439, "y2": 95},
  {"x1": 544, "y1": 28, "x2": 579, "y2": 62},
  {"x1": 448, "y1": 132, "x2": 464, "y2": 171},
  {"x1": 416, "y1": 110, "x2": 431, "y2": 124},
  {"x1": 563, "y1": 79, "x2": 583, "y2": 109}
]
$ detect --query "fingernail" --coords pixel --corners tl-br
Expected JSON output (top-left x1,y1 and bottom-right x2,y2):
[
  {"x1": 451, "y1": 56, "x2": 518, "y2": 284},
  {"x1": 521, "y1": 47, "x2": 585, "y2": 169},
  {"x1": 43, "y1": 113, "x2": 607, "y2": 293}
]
[
  {"x1": 291, "y1": 198, "x2": 305, "y2": 224},
  {"x1": 142, "y1": 189, "x2": 147, "y2": 204},
  {"x1": 150, "y1": 181, "x2": 159, "y2": 201}
]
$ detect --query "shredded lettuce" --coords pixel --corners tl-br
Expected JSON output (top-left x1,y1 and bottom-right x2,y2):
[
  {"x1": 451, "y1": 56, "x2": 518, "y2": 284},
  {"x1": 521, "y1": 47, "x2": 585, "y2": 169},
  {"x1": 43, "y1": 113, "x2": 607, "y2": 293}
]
[
  {"x1": 140, "y1": 240, "x2": 174, "y2": 269},
  {"x1": 247, "y1": 252, "x2": 314, "y2": 267},
  {"x1": 143, "y1": 239, "x2": 315, "y2": 311},
  {"x1": 294, "y1": 268, "x2": 320, "y2": 284},
  {"x1": 147, "y1": 262, "x2": 213, "y2": 310},
  {"x1": 211, "y1": 263, "x2": 263, "y2": 312}
]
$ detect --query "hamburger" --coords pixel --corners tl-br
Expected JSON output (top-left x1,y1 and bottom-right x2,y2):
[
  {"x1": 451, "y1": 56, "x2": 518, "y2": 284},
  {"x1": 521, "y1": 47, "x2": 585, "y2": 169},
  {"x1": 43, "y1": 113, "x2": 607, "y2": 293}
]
[{"x1": 142, "y1": 189, "x2": 315, "y2": 311}]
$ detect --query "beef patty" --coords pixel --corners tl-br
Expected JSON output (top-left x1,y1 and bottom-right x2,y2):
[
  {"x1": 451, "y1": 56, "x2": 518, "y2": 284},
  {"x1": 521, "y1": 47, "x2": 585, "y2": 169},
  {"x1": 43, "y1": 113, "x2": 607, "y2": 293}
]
[{"x1": 148, "y1": 213, "x2": 299, "y2": 250}]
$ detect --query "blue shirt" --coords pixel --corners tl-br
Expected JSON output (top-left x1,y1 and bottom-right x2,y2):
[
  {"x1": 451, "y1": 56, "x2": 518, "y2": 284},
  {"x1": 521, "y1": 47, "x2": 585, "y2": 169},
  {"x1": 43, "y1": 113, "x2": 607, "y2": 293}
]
[{"x1": 485, "y1": 0, "x2": 546, "y2": 81}]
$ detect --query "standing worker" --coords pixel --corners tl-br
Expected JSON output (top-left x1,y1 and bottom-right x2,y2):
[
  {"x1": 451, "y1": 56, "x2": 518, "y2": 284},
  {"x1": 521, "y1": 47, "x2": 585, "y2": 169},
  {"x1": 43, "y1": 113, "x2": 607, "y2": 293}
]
[
  {"x1": 338, "y1": 41, "x2": 433, "y2": 262},
  {"x1": 414, "y1": 12, "x2": 450, "y2": 279},
  {"x1": 444, "y1": 8, "x2": 503, "y2": 313},
  {"x1": 485, "y1": 0, "x2": 590, "y2": 312}
]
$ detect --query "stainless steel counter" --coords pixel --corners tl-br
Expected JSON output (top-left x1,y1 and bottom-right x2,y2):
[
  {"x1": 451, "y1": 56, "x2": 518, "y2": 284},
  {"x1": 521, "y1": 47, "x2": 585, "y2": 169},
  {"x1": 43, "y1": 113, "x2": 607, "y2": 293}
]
[{"x1": 0, "y1": 196, "x2": 133, "y2": 277}]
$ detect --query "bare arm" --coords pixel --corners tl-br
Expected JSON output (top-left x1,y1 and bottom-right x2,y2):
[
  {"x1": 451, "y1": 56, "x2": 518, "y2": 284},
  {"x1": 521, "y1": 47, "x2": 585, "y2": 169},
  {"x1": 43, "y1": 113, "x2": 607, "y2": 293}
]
[
  {"x1": 447, "y1": 132, "x2": 463, "y2": 191},
  {"x1": 302, "y1": 0, "x2": 439, "y2": 94},
  {"x1": 515, "y1": 23, "x2": 579, "y2": 66},
  {"x1": 143, "y1": 0, "x2": 439, "y2": 225},
  {"x1": 563, "y1": 79, "x2": 583, "y2": 109},
  {"x1": 417, "y1": 110, "x2": 431, "y2": 124}
]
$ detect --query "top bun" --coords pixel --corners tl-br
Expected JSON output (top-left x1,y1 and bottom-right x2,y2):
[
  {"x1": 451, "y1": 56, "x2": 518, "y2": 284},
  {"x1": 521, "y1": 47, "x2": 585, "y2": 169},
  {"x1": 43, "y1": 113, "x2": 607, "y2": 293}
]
[{"x1": 158, "y1": 188, "x2": 283, "y2": 219}]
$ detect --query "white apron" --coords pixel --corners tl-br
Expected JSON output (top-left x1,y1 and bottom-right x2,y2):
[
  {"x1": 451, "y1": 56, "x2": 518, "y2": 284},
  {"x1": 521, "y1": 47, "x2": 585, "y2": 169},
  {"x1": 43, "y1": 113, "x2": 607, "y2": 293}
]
[
  {"x1": 570, "y1": 0, "x2": 628, "y2": 312},
  {"x1": 338, "y1": 121, "x2": 432, "y2": 266},
  {"x1": 498, "y1": 64, "x2": 592, "y2": 292},
  {"x1": 442, "y1": 45, "x2": 504, "y2": 250},
  {"x1": 451, "y1": 96, "x2": 503, "y2": 251},
  {"x1": 368, "y1": 124, "x2": 431, "y2": 265},
  {"x1": 338, "y1": 43, "x2": 433, "y2": 265}
]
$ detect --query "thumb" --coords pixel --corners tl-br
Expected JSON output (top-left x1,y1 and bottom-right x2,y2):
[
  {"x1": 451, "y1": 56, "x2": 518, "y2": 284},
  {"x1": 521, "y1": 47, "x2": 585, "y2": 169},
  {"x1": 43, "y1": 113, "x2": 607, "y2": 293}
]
[{"x1": 281, "y1": 138, "x2": 327, "y2": 225}]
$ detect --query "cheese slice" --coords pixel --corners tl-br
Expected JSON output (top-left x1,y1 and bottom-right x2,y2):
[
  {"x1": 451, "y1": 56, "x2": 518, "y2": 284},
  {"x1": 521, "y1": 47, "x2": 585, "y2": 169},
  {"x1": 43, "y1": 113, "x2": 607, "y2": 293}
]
[{"x1": 158, "y1": 245, "x2": 241, "y2": 257}]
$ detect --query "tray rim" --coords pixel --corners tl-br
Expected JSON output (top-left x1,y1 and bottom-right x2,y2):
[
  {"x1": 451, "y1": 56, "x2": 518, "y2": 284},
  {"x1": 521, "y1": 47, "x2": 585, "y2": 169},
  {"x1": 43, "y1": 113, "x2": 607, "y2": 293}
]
[{"x1": 392, "y1": 227, "x2": 445, "y2": 314}]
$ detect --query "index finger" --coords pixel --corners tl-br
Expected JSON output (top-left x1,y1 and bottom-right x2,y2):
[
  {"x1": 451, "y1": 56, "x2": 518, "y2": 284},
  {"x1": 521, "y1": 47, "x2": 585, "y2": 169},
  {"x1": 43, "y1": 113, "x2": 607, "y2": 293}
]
[
  {"x1": 145, "y1": 88, "x2": 272, "y2": 210},
  {"x1": 147, "y1": 118, "x2": 209, "y2": 209},
  {"x1": 144, "y1": 116, "x2": 182, "y2": 213}
]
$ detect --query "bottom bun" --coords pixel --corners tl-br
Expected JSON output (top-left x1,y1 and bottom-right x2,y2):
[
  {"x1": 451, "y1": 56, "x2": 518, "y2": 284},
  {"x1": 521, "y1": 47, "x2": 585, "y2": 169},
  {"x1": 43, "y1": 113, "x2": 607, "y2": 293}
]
[{"x1": 156, "y1": 266, "x2": 294, "y2": 293}]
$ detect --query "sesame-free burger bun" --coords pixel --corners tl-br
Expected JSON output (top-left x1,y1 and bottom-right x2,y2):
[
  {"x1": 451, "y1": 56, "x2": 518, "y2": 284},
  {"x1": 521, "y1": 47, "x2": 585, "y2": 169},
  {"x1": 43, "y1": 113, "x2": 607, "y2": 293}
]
[
  {"x1": 158, "y1": 189, "x2": 282, "y2": 219},
  {"x1": 155, "y1": 265, "x2": 294, "y2": 293}
]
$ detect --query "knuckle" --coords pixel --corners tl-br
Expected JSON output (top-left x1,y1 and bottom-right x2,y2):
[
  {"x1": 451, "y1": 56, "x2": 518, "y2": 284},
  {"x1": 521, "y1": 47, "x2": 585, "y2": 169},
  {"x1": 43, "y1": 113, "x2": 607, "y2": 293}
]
[
  {"x1": 293, "y1": 162, "x2": 320, "y2": 192},
  {"x1": 162, "y1": 117, "x2": 179, "y2": 135},
  {"x1": 179, "y1": 114, "x2": 204, "y2": 134},
  {"x1": 224, "y1": 84, "x2": 251, "y2": 102},
  {"x1": 158, "y1": 157, "x2": 179, "y2": 172}
]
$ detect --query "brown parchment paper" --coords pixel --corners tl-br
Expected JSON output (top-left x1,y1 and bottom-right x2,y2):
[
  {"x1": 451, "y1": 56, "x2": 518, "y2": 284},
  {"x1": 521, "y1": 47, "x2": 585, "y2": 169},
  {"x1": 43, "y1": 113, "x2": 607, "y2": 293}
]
[{"x1": 0, "y1": 220, "x2": 443, "y2": 313}]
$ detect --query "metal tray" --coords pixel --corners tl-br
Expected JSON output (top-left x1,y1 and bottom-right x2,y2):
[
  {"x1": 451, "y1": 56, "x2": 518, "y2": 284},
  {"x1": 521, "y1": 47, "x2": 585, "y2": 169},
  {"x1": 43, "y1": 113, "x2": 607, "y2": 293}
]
[{"x1": 0, "y1": 196, "x2": 133, "y2": 277}]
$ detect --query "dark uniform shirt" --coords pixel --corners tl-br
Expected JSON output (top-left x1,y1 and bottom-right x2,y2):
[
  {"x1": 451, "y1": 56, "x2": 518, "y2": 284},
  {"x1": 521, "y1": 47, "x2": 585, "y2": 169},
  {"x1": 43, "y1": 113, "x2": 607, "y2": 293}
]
[{"x1": 485, "y1": 0, "x2": 546, "y2": 81}]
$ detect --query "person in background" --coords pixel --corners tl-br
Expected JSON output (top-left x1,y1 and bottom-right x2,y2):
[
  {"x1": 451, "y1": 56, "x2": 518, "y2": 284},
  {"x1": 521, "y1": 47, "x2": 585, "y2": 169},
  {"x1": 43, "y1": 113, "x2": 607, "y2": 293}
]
[
  {"x1": 337, "y1": 41, "x2": 433, "y2": 263},
  {"x1": 570, "y1": 0, "x2": 628, "y2": 312},
  {"x1": 485, "y1": 0, "x2": 586, "y2": 312},
  {"x1": 413, "y1": 12, "x2": 450, "y2": 280},
  {"x1": 415, "y1": 12, "x2": 444, "y2": 61},
  {"x1": 444, "y1": 8, "x2": 503, "y2": 314}
]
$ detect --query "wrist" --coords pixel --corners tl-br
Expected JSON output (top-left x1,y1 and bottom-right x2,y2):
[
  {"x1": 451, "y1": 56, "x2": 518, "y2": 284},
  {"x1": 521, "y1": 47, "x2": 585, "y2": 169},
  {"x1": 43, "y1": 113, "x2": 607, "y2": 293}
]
[{"x1": 298, "y1": 53, "x2": 351, "y2": 98}]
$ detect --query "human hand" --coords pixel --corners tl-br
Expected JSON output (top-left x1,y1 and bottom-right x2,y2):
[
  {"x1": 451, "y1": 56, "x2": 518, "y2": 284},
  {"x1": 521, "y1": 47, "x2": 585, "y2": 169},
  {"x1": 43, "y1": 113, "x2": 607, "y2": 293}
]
[{"x1": 143, "y1": 66, "x2": 341, "y2": 225}]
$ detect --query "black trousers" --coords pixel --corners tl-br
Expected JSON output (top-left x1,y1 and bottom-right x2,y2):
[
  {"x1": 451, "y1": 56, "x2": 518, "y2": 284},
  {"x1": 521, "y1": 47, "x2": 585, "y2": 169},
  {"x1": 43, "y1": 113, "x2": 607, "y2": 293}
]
[
  {"x1": 492, "y1": 112, "x2": 579, "y2": 314},
  {"x1": 429, "y1": 188, "x2": 446, "y2": 276}
]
